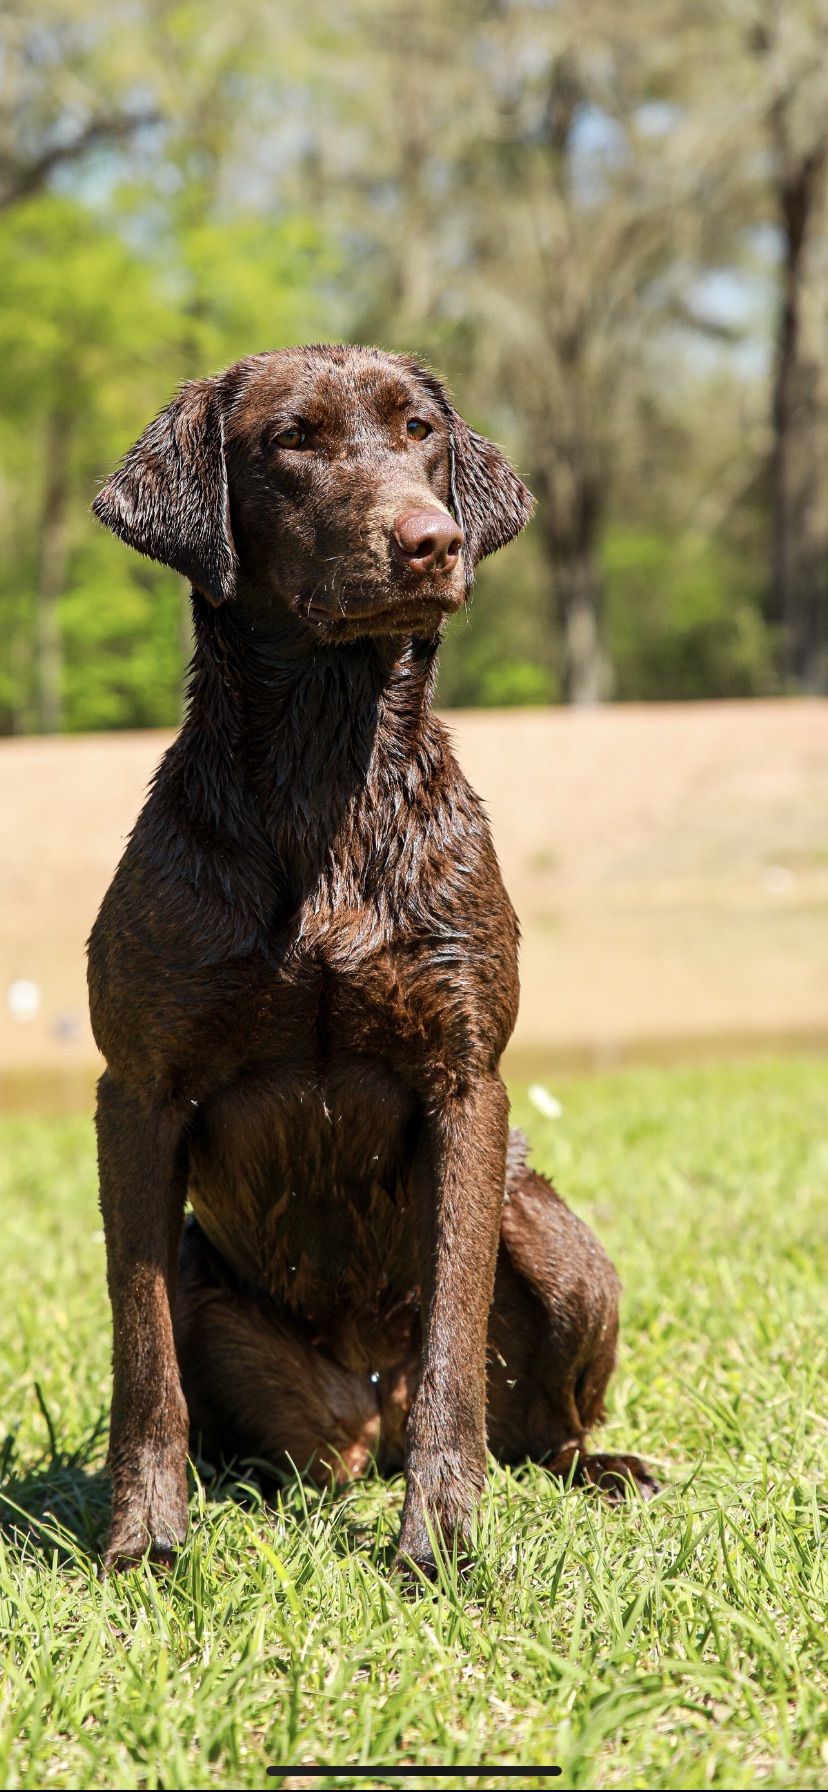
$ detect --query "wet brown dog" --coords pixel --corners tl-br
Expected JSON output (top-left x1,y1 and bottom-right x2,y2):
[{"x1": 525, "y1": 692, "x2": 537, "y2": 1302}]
[{"x1": 89, "y1": 344, "x2": 655, "y2": 1575}]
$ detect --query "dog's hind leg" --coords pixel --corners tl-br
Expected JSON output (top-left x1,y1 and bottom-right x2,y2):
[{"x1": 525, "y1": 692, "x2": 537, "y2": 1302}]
[
  {"x1": 174, "y1": 1219, "x2": 382, "y2": 1486},
  {"x1": 486, "y1": 1133, "x2": 658, "y2": 1498}
]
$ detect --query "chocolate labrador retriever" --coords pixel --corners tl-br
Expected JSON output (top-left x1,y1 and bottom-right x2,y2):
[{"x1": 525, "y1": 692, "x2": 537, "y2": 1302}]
[{"x1": 89, "y1": 344, "x2": 654, "y2": 1574}]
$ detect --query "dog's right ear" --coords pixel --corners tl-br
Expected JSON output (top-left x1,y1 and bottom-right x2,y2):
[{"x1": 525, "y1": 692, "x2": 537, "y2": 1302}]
[
  {"x1": 93, "y1": 378, "x2": 237, "y2": 606},
  {"x1": 407, "y1": 359, "x2": 534, "y2": 594}
]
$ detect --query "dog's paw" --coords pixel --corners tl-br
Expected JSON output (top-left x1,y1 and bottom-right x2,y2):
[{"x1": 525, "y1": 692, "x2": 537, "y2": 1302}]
[
  {"x1": 102, "y1": 1528, "x2": 181, "y2": 1574},
  {"x1": 103, "y1": 1480, "x2": 189, "y2": 1573},
  {"x1": 391, "y1": 1543, "x2": 439, "y2": 1584},
  {"x1": 395, "y1": 1448, "x2": 481, "y2": 1583},
  {"x1": 583, "y1": 1451, "x2": 660, "y2": 1502},
  {"x1": 394, "y1": 1503, "x2": 444, "y2": 1582},
  {"x1": 546, "y1": 1444, "x2": 661, "y2": 1503}
]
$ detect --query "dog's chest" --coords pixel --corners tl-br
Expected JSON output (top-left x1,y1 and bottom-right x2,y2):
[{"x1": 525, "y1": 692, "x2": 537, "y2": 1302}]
[
  {"x1": 187, "y1": 1042, "x2": 422, "y2": 1319},
  {"x1": 227, "y1": 886, "x2": 484, "y2": 1076},
  {"x1": 185, "y1": 885, "x2": 495, "y2": 1308}
]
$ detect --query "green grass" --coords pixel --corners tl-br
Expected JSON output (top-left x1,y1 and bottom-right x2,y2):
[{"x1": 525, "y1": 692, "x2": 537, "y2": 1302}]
[{"x1": 1, "y1": 1057, "x2": 828, "y2": 1789}]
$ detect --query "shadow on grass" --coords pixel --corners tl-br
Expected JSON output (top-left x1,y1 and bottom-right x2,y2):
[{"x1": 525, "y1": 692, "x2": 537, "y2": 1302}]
[
  {"x1": 0, "y1": 1412, "x2": 110, "y2": 1565},
  {"x1": 195, "y1": 1450, "x2": 403, "y2": 1575},
  {"x1": 0, "y1": 1437, "x2": 272, "y2": 1569},
  {"x1": 0, "y1": 1382, "x2": 404, "y2": 1573}
]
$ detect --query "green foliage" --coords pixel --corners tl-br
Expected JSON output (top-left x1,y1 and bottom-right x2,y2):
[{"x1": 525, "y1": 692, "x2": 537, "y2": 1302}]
[
  {"x1": 0, "y1": 196, "x2": 178, "y2": 731},
  {"x1": 0, "y1": 1, "x2": 809, "y2": 719},
  {"x1": 437, "y1": 521, "x2": 559, "y2": 708},
  {"x1": 604, "y1": 529, "x2": 777, "y2": 701},
  {"x1": 170, "y1": 217, "x2": 333, "y2": 372},
  {"x1": 0, "y1": 196, "x2": 166, "y2": 406},
  {"x1": 0, "y1": 189, "x2": 330, "y2": 734},
  {"x1": 2, "y1": 1057, "x2": 828, "y2": 1786},
  {"x1": 59, "y1": 536, "x2": 187, "y2": 732}
]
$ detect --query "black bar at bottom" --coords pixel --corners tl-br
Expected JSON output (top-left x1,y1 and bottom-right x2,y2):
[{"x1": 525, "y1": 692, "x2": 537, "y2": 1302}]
[{"x1": 265, "y1": 1769, "x2": 562, "y2": 1781}]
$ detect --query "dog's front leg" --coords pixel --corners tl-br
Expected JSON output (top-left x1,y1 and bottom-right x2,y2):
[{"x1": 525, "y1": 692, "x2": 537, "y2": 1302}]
[
  {"x1": 96, "y1": 1073, "x2": 190, "y2": 1570},
  {"x1": 397, "y1": 1073, "x2": 509, "y2": 1576}
]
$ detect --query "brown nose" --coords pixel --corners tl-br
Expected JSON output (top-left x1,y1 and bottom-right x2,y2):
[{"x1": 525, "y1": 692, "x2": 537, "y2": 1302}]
[{"x1": 392, "y1": 508, "x2": 463, "y2": 574}]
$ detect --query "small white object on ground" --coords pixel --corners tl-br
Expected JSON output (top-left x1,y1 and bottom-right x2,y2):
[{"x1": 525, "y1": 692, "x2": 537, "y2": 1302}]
[
  {"x1": 763, "y1": 865, "x2": 797, "y2": 897},
  {"x1": 7, "y1": 978, "x2": 41, "y2": 1022},
  {"x1": 527, "y1": 1083, "x2": 563, "y2": 1120}
]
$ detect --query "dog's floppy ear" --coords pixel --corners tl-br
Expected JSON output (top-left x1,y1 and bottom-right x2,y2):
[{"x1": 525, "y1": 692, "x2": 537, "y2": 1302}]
[
  {"x1": 412, "y1": 365, "x2": 534, "y2": 591},
  {"x1": 93, "y1": 378, "x2": 237, "y2": 606},
  {"x1": 447, "y1": 409, "x2": 534, "y2": 586}
]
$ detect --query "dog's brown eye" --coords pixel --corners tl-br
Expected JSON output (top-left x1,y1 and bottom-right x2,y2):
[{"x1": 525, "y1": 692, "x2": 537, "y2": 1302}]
[
  {"x1": 273, "y1": 425, "x2": 304, "y2": 450},
  {"x1": 406, "y1": 418, "x2": 431, "y2": 441}
]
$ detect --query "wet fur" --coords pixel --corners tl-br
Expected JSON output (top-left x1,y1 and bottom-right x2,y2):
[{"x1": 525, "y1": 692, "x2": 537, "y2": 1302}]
[{"x1": 89, "y1": 344, "x2": 654, "y2": 1575}]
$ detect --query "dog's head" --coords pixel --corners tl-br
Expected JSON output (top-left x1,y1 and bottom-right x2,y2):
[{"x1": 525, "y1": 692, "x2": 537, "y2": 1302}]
[{"x1": 94, "y1": 345, "x2": 534, "y2": 641}]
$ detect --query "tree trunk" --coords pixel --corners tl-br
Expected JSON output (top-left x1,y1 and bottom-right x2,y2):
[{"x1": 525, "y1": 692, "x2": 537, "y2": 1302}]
[
  {"x1": 555, "y1": 554, "x2": 612, "y2": 704},
  {"x1": 771, "y1": 145, "x2": 828, "y2": 691},
  {"x1": 534, "y1": 451, "x2": 612, "y2": 704},
  {"x1": 387, "y1": 5, "x2": 432, "y2": 338},
  {"x1": 38, "y1": 408, "x2": 71, "y2": 733}
]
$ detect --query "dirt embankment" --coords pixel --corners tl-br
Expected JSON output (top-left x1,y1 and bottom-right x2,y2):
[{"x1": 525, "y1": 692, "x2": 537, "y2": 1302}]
[{"x1": 2, "y1": 699, "x2": 827, "y2": 1107}]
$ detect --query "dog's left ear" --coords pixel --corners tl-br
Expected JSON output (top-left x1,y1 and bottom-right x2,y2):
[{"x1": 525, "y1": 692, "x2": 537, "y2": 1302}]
[
  {"x1": 447, "y1": 408, "x2": 535, "y2": 587},
  {"x1": 412, "y1": 365, "x2": 534, "y2": 590}
]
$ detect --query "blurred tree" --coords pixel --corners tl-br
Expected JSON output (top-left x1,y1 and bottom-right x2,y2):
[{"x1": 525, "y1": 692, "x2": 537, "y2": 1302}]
[
  {"x1": 604, "y1": 529, "x2": 775, "y2": 699},
  {"x1": 459, "y1": 4, "x2": 676, "y2": 704},
  {"x1": 746, "y1": 0, "x2": 828, "y2": 689},
  {"x1": 0, "y1": 196, "x2": 174, "y2": 730},
  {"x1": 0, "y1": 0, "x2": 816, "y2": 726},
  {"x1": 0, "y1": 0, "x2": 158, "y2": 210},
  {"x1": 0, "y1": 1, "x2": 329, "y2": 733},
  {"x1": 308, "y1": 0, "x2": 768, "y2": 703}
]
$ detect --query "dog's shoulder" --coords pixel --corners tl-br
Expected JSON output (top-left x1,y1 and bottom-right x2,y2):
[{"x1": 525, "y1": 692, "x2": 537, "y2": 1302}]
[
  {"x1": 373, "y1": 711, "x2": 520, "y2": 1065},
  {"x1": 92, "y1": 725, "x2": 272, "y2": 940},
  {"x1": 411, "y1": 712, "x2": 513, "y2": 906},
  {"x1": 87, "y1": 726, "x2": 275, "y2": 1066}
]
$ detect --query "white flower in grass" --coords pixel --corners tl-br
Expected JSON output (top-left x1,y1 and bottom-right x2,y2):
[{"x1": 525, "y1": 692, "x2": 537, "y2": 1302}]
[
  {"x1": 528, "y1": 1083, "x2": 563, "y2": 1120},
  {"x1": 7, "y1": 979, "x2": 41, "y2": 1022}
]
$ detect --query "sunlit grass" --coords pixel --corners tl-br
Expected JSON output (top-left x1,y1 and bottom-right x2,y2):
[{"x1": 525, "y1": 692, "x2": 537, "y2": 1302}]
[{"x1": 1, "y1": 1057, "x2": 828, "y2": 1788}]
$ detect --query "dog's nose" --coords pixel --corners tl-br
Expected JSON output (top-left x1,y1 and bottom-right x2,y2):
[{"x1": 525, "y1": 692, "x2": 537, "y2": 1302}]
[{"x1": 392, "y1": 508, "x2": 463, "y2": 574}]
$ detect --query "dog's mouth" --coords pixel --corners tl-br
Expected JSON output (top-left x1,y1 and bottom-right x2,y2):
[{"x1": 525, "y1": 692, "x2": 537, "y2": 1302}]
[{"x1": 299, "y1": 579, "x2": 464, "y2": 638}]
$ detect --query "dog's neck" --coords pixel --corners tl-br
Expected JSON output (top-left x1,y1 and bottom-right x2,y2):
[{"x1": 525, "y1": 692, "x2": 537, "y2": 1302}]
[{"x1": 184, "y1": 595, "x2": 444, "y2": 870}]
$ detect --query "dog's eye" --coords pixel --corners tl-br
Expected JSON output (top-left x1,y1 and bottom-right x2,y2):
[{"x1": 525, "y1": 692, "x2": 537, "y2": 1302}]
[
  {"x1": 272, "y1": 425, "x2": 305, "y2": 450},
  {"x1": 406, "y1": 418, "x2": 431, "y2": 441}
]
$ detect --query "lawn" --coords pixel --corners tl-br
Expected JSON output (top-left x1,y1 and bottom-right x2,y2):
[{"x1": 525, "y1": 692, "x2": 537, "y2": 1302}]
[{"x1": 1, "y1": 1056, "x2": 828, "y2": 1790}]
